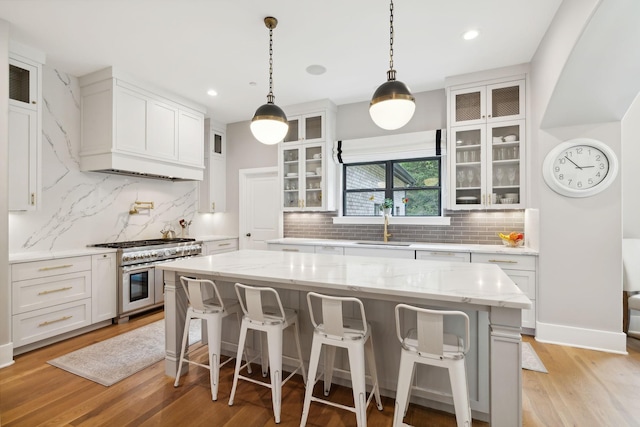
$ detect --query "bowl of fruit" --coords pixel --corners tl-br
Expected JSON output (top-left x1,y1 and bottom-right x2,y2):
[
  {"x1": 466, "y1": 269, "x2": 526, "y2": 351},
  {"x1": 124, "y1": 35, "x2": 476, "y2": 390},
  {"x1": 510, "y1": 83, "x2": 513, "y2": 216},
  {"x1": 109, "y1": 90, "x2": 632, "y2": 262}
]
[{"x1": 498, "y1": 232, "x2": 524, "y2": 248}]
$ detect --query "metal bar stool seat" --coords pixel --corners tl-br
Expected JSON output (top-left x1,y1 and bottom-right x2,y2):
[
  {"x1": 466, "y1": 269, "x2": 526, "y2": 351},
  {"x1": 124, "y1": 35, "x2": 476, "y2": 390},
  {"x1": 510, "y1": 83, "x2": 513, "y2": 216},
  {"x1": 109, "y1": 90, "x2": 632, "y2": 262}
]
[
  {"x1": 173, "y1": 277, "x2": 248, "y2": 401},
  {"x1": 300, "y1": 292, "x2": 383, "y2": 427},
  {"x1": 393, "y1": 303, "x2": 471, "y2": 427},
  {"x1": 228, "y1": 283, "x2": 307, "y2": 424}
]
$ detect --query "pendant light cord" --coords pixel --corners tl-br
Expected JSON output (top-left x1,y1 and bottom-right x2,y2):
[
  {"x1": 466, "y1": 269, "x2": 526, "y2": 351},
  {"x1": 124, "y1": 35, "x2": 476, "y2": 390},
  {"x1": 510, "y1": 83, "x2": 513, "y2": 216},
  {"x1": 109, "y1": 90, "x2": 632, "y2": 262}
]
[
  {"x1": 389, "y1": 0, "x2": 394, "y2": 72},
  {"x1": 268, "y1": 24, "x2": 275, "y2": 102}
]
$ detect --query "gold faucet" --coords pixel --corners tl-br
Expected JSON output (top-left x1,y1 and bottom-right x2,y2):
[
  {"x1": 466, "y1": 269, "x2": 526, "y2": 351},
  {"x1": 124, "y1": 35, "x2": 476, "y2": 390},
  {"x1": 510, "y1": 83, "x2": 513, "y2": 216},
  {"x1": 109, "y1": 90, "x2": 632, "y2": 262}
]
[
  {"x1": 129, "y1": 201, "x2": 155, "y2": 215},
  {"x1": 383, "y1": 213, "x2": 392, "y2": 243}
]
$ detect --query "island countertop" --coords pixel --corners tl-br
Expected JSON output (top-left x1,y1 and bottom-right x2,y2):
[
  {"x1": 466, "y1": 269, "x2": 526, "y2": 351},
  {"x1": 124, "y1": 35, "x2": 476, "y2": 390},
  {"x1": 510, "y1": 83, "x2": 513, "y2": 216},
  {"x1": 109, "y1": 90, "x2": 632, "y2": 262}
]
[{"x1": 157, "y1": 249, "x2": 531, "y2": 310}]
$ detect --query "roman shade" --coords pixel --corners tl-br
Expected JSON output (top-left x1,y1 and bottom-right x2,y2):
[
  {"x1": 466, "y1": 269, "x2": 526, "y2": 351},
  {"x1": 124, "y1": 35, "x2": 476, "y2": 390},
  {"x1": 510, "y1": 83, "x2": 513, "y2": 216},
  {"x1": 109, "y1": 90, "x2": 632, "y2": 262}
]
[{"x1": 333, "y1": 129, "x2": 446, "y2": 164}]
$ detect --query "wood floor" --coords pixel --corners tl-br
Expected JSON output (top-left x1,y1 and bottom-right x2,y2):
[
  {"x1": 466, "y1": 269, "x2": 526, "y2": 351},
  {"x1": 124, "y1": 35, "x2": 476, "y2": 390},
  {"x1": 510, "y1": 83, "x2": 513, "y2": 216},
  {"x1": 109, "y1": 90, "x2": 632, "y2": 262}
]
[{"x1": 2, "y1": 309, "x2": 640, "y2": 427}]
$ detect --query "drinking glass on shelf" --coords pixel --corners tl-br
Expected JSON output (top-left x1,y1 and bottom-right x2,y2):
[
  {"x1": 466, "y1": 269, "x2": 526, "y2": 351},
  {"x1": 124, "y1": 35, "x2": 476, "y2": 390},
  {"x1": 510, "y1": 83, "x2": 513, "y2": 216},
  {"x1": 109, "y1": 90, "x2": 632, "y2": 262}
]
[
  {"x1": 466, "y1": 169, "x2": 476, "y2": 187},
  {"x1": 508, "y1": 167, "x2": 517, "y2": 185},
  {"x1": 495, "y1": 167, "x2": 505, "y2": 186},
  {"x1": 457, "y1": 170, "x2": 465, "y2": 187}
]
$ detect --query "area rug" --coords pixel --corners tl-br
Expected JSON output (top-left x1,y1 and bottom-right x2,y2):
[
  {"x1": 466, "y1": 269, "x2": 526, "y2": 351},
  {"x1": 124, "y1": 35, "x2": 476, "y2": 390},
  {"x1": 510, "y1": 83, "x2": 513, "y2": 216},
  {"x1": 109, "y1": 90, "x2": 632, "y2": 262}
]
[
  {"x1": 522, "y1": 342, "x2": 547, "y2": 373},
  {"x1": 48, "y1": 319, "x2": 201, "y2": 386}
]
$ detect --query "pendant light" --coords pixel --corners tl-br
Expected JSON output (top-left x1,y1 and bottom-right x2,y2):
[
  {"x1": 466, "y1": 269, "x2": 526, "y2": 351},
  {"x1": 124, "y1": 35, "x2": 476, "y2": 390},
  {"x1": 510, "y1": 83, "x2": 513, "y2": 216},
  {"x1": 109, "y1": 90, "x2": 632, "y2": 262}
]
[
  {"x1": 250, "y1": 16, "x2": 289, "y2": 145},
  {"x1": 369, "y1": 0, "x2": 415, "y2": 130}
]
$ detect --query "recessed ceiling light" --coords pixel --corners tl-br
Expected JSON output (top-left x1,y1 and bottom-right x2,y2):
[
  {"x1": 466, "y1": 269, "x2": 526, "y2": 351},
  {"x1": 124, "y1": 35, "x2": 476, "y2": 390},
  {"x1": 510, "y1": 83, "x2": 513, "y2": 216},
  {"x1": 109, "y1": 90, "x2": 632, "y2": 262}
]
[
  {"x1": 462, "y1": 29, "x2": 479, "y2": 40},
  {"x1": 306, "y1": 64, "x2": 327, "y2": 75},
  {"x1": 207, "y1": 89, "x2": 218, "y2": 96},
  {"x1": 249, "y1": 81, "x2": 257, "y2": 87}
]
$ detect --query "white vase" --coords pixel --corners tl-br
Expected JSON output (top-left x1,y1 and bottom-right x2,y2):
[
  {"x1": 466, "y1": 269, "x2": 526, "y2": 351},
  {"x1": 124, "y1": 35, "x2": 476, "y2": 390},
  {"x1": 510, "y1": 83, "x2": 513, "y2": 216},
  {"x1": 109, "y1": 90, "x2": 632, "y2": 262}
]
[{"x1": 382, "y1": 208, "x2": 392, "y2": 216}]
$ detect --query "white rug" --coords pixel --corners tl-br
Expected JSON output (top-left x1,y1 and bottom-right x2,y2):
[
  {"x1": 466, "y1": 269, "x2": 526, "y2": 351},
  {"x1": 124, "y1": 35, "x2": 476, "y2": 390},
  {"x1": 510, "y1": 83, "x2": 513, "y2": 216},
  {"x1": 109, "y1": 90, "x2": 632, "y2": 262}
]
[
  {"x1": 522, "y1": 342, "x2": 547, "y2": 373},
  {"x1": 48, "y1": 319, "x2": 201, "y2": 386}
]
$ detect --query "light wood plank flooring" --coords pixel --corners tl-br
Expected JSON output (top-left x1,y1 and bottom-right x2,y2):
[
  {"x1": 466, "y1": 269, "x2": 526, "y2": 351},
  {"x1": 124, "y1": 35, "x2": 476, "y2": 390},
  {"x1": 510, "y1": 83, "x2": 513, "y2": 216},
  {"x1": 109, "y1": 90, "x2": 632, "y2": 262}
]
[{"x1": 2, "y1": 310, "x2": 640, "y2": 426}]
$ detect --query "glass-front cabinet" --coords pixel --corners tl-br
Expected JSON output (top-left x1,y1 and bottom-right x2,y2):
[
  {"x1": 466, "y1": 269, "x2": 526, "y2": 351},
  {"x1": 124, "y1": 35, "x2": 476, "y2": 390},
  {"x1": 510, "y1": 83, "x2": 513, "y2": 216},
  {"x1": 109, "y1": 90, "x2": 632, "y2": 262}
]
[
  {"x1": 450, "y1": 120, "x2": 525, "y2": 209},
  {"x1": 450, "y1": 80, "x2": 525, "y2": 127},
  {"x1": 283, "y1": 112, "x2": 325, "y2": 143},
  {"x1": 282, "y1": 143, "x2": 325, "y2": 210}
]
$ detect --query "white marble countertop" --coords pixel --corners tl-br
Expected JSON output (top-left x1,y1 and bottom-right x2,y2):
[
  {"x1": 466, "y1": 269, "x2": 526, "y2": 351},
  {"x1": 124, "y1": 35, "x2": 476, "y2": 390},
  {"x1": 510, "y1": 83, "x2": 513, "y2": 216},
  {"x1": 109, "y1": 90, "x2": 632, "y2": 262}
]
[
  {"x1": 157, "y1": 249, "x2": 532, "y2": 310},
  {"x1": 9, "y1": 247, "x2": 118, "y2": 264},
  {"x1": 267, "y1": 237, "x2": 539, "y2": 255}
]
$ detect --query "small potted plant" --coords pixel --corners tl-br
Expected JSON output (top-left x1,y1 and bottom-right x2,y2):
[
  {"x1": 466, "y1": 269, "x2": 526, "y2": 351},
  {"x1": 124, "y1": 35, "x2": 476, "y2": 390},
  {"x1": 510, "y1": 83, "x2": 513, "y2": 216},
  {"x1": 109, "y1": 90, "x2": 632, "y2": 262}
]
[{"x1": 380, "y1": 198, "x2": 394, "y2": 216}]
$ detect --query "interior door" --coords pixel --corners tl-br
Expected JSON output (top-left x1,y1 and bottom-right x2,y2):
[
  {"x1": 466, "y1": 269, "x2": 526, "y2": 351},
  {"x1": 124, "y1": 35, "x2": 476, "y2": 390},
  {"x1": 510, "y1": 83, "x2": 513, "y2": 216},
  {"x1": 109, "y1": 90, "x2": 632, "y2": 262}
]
[{"x1": 239, "y1": 167, "x2": 281, "y2": 250}]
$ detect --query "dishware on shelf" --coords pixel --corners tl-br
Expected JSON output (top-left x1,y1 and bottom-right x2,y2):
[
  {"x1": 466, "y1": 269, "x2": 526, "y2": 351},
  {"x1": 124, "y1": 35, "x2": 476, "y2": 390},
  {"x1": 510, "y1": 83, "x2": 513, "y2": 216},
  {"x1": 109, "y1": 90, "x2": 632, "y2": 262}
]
[
  {"x1": 316, "y1": 167, "x2": 322, "y2": 175},
  {"x1": 504, "y1": 193, "x2": 519, "y2": 202},
  {"x1": 286, "y1": 172, "x2": 298, "y2": 177},
  {"x1": 306, "y1": 171, "x2": 315, "y2": 176},
  {"x1": 312, "y1": 153, "x2": 321, "y2": 159},
  {"x1": 493, "y1": 136, "x2": 503, "y2": 143},
  {"x1": 503, "y1": 134, "x2": 517, "y2": 142},
  {"x1": 456, "y1": 196, "x2": 478, "y2": 204},
  {"x1": 500, "y1": 198, "x2": 515, "y2": 204}
]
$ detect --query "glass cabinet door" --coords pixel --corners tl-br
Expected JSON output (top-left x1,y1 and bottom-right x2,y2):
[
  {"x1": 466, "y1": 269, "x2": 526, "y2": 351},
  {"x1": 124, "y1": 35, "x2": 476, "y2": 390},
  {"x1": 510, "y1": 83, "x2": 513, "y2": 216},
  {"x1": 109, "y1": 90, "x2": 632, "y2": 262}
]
[
  {"x1": 283, "y1": 118, "x2": 300, "y2": 143},
  {"x1": 488, "y1": 120, "x2": 524, "y2": 207},
  {"x1": 9, "y1": 59, "x2": 38, "y2": 110},
  {"x1": 451, "y1": 87, "x2": 485, "y2": 126},
  {"x1": 282, "y1": 147, "x2": 300, "y2": 208},
  {"x1": 452, "y1": 126, "x2": 485, "y2": 207},
  {"x1": 304, "y1": 145, "x2": 323, "y2": 209},
  {"x1": 487, "y1": 81, "x2": 525, "y2": 122}
]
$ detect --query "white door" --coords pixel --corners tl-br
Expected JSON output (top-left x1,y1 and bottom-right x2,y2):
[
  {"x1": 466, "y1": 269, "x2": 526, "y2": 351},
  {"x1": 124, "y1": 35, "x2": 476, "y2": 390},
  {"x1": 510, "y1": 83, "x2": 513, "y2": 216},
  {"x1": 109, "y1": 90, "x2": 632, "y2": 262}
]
[{"x1": 239, "y1": 167, "x2": 281, "y2": 250}]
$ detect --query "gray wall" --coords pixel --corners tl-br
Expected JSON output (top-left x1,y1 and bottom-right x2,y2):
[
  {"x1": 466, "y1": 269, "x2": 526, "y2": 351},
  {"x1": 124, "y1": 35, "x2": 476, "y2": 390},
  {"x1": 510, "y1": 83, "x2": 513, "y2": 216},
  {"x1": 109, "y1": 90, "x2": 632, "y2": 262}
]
[{"x1": 1, "y1": 20, "x2": 11, "y2": 367}]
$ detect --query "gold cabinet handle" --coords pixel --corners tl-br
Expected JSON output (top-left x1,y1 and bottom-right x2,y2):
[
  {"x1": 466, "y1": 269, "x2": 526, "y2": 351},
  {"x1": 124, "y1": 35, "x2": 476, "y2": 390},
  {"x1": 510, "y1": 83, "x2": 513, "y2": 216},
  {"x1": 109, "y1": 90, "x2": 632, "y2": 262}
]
[
  {"x1": 282, "y1": 248, "x2": 299, "y2": 252},
  {"x1": 428, "y1": 252, "x2": 457, "y2": 256},
  {"x1": 217, "y1": 243, "x2": 231, "y2": 247},
  {"x1": 38, "y1": 286, "x2": 72, "y2": 296},
  {"x1": 487, "y1": 259, "x2": 518, "y2": 264},
  {"x1": 39, "y1": 316, "x2": 72, "y2": 327},
  {"x1": 38, "y1": 264, "x2": 73, "y2": 271}
]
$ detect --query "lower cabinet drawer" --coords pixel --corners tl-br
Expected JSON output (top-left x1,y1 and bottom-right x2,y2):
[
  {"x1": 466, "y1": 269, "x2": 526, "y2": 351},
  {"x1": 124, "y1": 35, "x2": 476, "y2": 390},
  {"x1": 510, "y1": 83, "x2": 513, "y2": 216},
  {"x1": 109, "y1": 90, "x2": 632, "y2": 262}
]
[
  {"x1": 470, "y1": 253, "x2": 536, "y2": 271},
  {"x1": 315, "y1": 245, "x2": 344, "y2": 255},
  {"x1": 416, "y1": 250, "x2": 471, "y2": 263},
  {"x1": 12, "y1": 299, "x2": 92, "y2": 348},
  {"x1": 204, "y1": 239, "x2": 239, "y2": 255},
  {"x1": 11, "y1": 256, "x2": 92, "y2": 282},
  {"x1": 12, "y1": 271, "x2": 92, "y2": 314},
  {"x1": 268, "y1": 244, "x2": 315, "y2": 253}
]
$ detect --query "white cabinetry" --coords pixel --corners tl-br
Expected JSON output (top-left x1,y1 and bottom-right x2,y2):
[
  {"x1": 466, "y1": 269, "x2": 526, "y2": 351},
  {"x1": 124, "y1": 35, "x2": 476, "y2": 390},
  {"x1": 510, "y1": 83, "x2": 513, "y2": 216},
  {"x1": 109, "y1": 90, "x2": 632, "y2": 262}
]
[
  {"x1": 92, "y1": 253, "x2": 117, "y2": 323},
  {"x1": 267, "y1": 243, "x2": 315, "y2": 253},
  {"x1": 79, "y1": 67, "x2": 205, "y2": 180},
  {"x1": 471, "y1": 252, "x2": 536, "y2": 331},
  {"x1": 199, "y1": 121, "x2": 226, "y2": 213},
  {"x1": 202, "y1": 238, "x2": 238, "y2": 255},
  {"x1": 448, "y1": 78, "x2": 526, "y2": 209},
  {"x1": 11, "y1": 253, "x2": 117, "y2": 352},
  {"x1": 416, "y1": 250, "x2": 471, "y2": 263},
  {"x1": 315, "y1": 245, "x2": 344, "y2": 255},
  {"x1": 8, "y1": 52, "x2": 43, "y2": 211},
  {"x1": 344, "y1": 247, "x2": 415, "y2": 259},
  {"x1": 279, "y1": 100, "x2": 337, "y2": 211}
]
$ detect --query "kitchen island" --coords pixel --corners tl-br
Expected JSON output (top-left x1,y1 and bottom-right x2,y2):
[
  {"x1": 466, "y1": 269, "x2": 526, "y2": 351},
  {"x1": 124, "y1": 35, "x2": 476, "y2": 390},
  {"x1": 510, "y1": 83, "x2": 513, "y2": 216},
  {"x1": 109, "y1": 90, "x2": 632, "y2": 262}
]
[{"x1": 157, "y1": 249, "x2": 531, "y2": 426}]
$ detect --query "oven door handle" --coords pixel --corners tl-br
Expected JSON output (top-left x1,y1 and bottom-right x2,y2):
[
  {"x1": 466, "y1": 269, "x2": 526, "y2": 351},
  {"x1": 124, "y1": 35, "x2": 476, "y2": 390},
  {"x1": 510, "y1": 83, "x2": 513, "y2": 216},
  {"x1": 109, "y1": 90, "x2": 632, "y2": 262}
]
[{"x1": 121, "y1": 263, "x2": 161, "y2": 274}]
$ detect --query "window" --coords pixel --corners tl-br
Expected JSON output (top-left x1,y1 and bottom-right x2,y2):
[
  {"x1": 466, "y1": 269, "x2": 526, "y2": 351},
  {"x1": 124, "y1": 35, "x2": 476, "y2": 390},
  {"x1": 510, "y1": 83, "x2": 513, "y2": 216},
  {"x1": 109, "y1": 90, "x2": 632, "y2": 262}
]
[{"x1": 343, "y1": 158, "x2": 441, "y2": 216}]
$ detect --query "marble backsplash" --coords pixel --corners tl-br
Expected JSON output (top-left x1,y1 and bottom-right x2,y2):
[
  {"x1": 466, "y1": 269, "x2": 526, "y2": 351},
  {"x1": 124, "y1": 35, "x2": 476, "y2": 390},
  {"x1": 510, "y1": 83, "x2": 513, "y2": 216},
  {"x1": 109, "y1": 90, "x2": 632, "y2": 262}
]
[{"x1": 8, "y1": 66, "x2": 217, "y2": 254}]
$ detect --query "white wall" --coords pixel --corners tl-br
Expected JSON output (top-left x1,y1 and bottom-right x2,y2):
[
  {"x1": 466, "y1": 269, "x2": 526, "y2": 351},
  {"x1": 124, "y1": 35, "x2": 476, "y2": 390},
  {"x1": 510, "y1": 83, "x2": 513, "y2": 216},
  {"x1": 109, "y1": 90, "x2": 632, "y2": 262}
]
[
  {"x1": 531, "y1": 0, "x2": 627, "y2": 352},
  {"x1": 0, "y1": 20, "x2": 12, "y2": 368},
  {"x1": 622, "y1": 92, "x2": 640, "y2": 238}
]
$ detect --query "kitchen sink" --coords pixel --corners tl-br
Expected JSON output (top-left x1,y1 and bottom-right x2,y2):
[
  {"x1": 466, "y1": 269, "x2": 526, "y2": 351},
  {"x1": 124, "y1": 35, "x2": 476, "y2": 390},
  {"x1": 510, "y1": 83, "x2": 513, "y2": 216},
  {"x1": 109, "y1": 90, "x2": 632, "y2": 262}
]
[{"x1": 354, "y1": 241, "x2": 413, "y2": 246}]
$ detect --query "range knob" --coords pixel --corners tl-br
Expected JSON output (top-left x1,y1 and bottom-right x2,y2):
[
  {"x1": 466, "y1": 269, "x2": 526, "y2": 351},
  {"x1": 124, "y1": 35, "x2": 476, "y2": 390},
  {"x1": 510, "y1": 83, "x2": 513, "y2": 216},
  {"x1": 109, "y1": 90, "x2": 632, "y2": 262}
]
[{"x1": 123, "y1": 254, "x2": 131, "y2": 262}]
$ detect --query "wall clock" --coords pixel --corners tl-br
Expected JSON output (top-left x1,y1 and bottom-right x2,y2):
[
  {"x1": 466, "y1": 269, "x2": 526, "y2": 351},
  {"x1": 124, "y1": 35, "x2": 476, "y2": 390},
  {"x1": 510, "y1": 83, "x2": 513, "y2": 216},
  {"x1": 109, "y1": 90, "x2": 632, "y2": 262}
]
[{"x1": 542, "y1": 138, "x2": 618, "y2": 198}]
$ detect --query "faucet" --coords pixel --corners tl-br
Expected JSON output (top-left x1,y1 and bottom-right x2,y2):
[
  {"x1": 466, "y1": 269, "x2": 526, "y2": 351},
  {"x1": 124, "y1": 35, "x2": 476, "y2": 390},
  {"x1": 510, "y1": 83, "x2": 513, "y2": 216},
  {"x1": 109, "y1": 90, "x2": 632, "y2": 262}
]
[{"x1": 383, "y1": 213, "x2": 392, "y2": 243}]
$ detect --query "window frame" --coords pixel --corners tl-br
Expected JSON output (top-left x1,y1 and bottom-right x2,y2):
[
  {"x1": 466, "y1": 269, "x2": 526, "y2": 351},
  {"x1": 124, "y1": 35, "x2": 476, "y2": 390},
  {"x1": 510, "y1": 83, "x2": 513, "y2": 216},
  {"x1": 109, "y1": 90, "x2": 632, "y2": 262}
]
[{"x1": 341, "y1": 157, "x2": 442, "y2": 217}]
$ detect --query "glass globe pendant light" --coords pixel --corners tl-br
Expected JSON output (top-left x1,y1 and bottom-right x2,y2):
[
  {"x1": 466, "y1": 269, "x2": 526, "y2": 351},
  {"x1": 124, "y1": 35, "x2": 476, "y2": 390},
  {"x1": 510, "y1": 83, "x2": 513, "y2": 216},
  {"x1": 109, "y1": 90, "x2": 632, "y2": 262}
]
[
  {"x1": 369, "y1": 0, "x2": 415, "y2": 130},
  {"x1": 250, "y1": 16, "x2": 289, "y2": 145}
]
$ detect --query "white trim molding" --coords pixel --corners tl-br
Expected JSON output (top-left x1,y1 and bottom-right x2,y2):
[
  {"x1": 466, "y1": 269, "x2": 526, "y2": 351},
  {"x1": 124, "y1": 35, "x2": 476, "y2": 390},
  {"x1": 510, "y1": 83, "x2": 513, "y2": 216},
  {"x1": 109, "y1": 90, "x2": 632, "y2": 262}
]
[
  {"x1": 0, "y1": 342, "x2": 15, "y2": 369},
  {"x1": 535, "y1": 321, "x2": 628, "y2": 354}
]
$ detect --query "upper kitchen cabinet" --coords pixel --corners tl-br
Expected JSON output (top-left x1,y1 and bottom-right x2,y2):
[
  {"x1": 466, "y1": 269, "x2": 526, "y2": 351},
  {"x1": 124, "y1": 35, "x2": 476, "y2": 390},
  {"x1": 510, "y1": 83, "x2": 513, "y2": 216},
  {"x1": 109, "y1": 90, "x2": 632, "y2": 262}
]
[
  {"x1": 450, "y1": 80, "x2": 525, "y2": 127},
  {"x1": 79, "y1": 67, "x2": 205, "y2": 180},
  {"x1": 446, "y1": 69, "x2": 528, "y2": 210},
  {"x1": 199, "y1": 119, "x2": 226, "y2": 213},
  {"x1": 279, "y1": 100, "x2": 337, "y2": 211},
  {"x1": 8, "y1": 44, "x2": 45, "y2": 211}
]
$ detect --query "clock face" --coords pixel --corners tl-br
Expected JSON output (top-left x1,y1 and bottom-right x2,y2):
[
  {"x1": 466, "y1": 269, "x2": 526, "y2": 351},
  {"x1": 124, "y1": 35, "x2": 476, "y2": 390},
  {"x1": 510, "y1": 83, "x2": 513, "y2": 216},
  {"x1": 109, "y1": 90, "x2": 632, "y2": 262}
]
[
  {"x1": 551, "y1": 144, "x2": 609, "y2": 190},
  {"x1": 543, "y1": 138, "x2": 619, "y2": 198}
]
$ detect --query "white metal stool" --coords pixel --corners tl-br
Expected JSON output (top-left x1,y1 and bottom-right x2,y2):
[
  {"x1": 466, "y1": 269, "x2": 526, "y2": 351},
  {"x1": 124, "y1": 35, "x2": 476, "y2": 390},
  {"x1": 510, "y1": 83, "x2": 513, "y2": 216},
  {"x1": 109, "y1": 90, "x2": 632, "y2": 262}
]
[
  {"x1": 300, "y1": 292, "x2": 383, "y2": 427},
  {"x1": 228, "y1": 283, "x2": 307, "y2": 424},
  {"x1": 393, "y1": 304, "x2": 471, "y2": 427},
  {"x1": 173, "y1": 277, "x2": 248, "y2": 401}
]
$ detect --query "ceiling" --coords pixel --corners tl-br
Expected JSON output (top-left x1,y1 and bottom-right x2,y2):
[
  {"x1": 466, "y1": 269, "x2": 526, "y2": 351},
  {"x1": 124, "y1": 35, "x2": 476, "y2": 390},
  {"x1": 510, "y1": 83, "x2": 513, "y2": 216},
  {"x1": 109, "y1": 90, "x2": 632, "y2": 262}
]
[{"x1": 0, "y1": 0, "x2": 563, "y2": 125}]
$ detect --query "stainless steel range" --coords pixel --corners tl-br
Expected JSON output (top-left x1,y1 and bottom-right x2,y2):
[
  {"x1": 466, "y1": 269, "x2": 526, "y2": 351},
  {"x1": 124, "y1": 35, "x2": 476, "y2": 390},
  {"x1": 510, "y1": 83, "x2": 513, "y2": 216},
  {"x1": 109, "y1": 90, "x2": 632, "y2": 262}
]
[{"x1": 91, "y1": 238, "x2": 202, "y2": 322}]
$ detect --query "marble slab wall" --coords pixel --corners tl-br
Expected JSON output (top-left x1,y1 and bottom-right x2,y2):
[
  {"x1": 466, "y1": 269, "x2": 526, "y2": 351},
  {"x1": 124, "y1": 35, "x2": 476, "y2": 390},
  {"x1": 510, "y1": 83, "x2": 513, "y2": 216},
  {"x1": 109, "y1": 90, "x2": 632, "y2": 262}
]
[{"x1": 8, "y1": 66, "x2": 216, "y2": 253}]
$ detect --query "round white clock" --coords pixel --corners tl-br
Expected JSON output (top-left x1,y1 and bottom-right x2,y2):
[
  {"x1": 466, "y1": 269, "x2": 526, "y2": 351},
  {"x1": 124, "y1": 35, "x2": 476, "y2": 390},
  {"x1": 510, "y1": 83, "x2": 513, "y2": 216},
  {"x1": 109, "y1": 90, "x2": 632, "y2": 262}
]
[{"x1": 542, "y1": 138, "x2": 618, "y2": 198}]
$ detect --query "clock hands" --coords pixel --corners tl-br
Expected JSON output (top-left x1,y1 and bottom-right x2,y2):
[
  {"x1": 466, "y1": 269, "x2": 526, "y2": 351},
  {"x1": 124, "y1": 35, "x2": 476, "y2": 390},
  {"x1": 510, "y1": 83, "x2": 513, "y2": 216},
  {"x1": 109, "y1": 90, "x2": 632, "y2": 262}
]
[{"x1": 564, "y1": 155, "x2": 583, "y2": 170}]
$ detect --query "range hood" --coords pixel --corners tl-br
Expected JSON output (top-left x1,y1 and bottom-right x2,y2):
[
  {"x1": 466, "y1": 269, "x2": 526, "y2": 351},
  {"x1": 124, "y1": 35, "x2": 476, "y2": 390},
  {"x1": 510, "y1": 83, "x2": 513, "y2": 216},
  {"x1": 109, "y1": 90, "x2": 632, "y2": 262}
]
[{"x1": 79, "y1": 67, "x2": 205, "y2": 182}]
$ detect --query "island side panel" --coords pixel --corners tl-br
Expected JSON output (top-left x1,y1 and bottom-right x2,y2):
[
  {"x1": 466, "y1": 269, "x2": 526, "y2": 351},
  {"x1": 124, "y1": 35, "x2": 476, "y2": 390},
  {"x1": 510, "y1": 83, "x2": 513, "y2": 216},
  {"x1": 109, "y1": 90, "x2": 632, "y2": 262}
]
[
  {"x1": 164, "y1": 271, "x2": 189, "y2": 377},
  {"x1": 489, "y1": 306, "x2": 523, "y2": 427}
]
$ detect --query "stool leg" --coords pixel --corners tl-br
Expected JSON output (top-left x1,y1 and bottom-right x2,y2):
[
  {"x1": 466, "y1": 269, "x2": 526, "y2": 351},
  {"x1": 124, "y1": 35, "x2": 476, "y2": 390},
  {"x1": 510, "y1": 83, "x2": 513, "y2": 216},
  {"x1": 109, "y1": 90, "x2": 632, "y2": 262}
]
[
  {"x1": 449, "y1": 359, "x2": 472, "y2": 427},
  {"x1": 235, "y1": 312, "x2": 252, "y2": 374},
  {"x1": 393, "y1": 350, "x2": 415, "y2": 427},
  {"x1": 228, "y1": 321, "x2": 249, "y2": 406},
  {"x1": 174, "y1": 314, "x2": 192, "y2": 387},
  {"x1": 365, "y1": 335, "x2": 383, "y2": 410},
  {"x1": 323, "y1": 345, "x2": 336, "y2": 396},
  {"x1": 207, "y1": 314, "x2": 223, "y2": 401},
  {"x1": 266, "y1": 327, "x2": 283, "y2": 424},
  {"x1": 347, "y1": 343, "x2": 367, "y2": 427},
  {"x1": 260, "y1": 332, "x2": 269, "y2": 377},
  {"x1": 292, "y1": 321, "x2": 307, "y2": 384},
  {"x1": 300, "y1": 335, "x2": 323, "y2": 427}
]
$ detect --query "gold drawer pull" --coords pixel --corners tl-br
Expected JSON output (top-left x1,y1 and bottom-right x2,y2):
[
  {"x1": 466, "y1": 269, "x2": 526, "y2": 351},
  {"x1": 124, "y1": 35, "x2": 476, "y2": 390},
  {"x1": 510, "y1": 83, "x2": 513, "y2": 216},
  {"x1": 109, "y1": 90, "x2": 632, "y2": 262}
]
[
  {"x1": 38, "y1": 286, "x2": 73, "y2": 295},
  {"x1": 488, "y1": 259, "x2": 518, "y2": 264},
  {"x1": 429, "y1": 252, "x2": 456, "y2": 256},
  {"x1": 218, "y1": 243, "x2": 231, "y2": 247},
  {"x1": 282, "y1": 248, "x2": 299, "y2": 252},
  {"x1": 39, "y1": 315, "x2": 72, "y2": 327},
  {"x1": 38, "y1": 264, "x2": 73, "y2": 271}
]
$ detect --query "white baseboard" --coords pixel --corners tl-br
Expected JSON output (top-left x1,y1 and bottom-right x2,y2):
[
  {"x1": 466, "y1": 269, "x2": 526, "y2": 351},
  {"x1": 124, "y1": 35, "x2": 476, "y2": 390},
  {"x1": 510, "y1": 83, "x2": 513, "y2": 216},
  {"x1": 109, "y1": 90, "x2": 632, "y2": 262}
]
[
  {"x1": 0, "y1": 342, "x2": 15, "y2": 369},
  {"x1": 536, "y1": 321, "x2": 628, "y2": 354}
]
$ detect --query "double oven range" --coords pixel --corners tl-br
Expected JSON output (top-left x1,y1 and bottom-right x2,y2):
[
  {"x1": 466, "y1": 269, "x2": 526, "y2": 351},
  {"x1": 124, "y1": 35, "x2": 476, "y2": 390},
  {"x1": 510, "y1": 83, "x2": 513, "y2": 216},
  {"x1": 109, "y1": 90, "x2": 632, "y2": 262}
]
[{"x1": 92, "y1": 238, "x2": 202, "y2": 322}]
